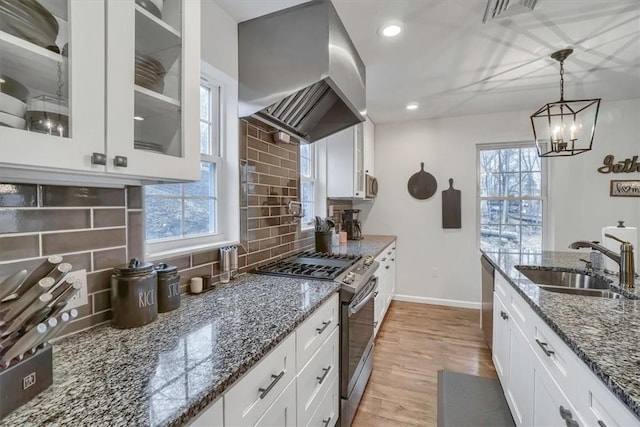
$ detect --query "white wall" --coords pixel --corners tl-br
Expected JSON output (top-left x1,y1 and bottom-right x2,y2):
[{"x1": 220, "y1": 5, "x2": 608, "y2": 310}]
[
  {"x1": 201, "y1": 0, "x2": 238, "y2": 79},
  {"x1": 358, "y1": 98, "x2": 640, "y2": 307}
]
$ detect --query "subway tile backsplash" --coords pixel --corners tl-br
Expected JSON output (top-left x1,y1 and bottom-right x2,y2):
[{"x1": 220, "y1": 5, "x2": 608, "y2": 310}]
[{"x1": 0, "y1": 119, "x2": 312, "y2": 336}]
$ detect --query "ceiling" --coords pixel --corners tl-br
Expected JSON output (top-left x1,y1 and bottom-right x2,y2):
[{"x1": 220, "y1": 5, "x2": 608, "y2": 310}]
[{"x1": 215, "y1": 0, "x2": 640, "y2": 124}]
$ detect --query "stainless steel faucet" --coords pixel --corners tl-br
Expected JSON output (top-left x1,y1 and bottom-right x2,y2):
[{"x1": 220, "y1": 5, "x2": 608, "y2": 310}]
[{"x1": 569, "y1": 234, "x2": 635, "y2": 289}]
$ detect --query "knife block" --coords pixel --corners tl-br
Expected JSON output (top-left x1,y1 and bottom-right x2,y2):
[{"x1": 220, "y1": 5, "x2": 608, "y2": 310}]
[{"x1": 0, "y1": 345, "x2": 53, "y2": 418}]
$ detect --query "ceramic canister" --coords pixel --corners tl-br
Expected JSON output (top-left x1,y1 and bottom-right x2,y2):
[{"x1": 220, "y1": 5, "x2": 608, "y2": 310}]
[
  {"x1": 110, "y1": 258, "x2": 157, "y2": 329},
  {"x1": 154, "y1": 262, "x2": 180, "y2": 313}
]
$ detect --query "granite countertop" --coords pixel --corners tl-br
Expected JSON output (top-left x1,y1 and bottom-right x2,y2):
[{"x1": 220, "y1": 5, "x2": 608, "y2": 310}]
[
  {"x1": 482, "y1": 250, "x2": 640, "y2": 419},
  {"x1": 2, "y1": 274, "x2": 340, "y2": 427},
  {"x1": 333, "y1": 235, "x2": 396, "y2": 258}
]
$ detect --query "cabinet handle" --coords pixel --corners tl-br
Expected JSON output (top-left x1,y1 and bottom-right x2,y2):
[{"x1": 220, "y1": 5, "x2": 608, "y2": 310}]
[
  {"x1": 373, "y1": 291, "x2": 379, "y2": 297},
  {"x1": 374, "y1": 321, "x2": 379, "y2": 327},
  {"x1": 387, "y1": 251, "x2": 392, "y2": 255},
  {"x1": 316, "y1": 366, "x2": 331, "y2": 384},
  {"x1": 91, "y1": 152, "x2": 106, "y2": 165},
  {"x1": 316, "y1": 320, "x2": 331, "y2": 334},
  {"x1": 597, "y1": 421, "x2": 607, "y2": 427},
  {"x1": 391, "y1": 258, "x2": 395, "y2": 261},
  {"x1": 322, "y1": 416, "x2": 332, "y2": 427},
  {"x1": 113, "y1": 155, "x2": 128, "y2": 168},
  {"x1": 566, "y1": 420, "x2": 579, "y2": 427},
  {"x1": 536, "y1": 339, "x2": 555, "y2": 357},
  {"x1": 500, "y1": 311, "x2": 508, "y2": 320},
  {"x1": 258, "y1": 370, "x2": 285, "y2": 399},
  {"x1": 559, "y1": 405, "x2": 572, "y2": 420},
  {"x1": 381, "y1": 257, "x2": 387, "y2": 262},
  {"x1": 385, "y1": 266, "x2": 390, "y2": 269}
]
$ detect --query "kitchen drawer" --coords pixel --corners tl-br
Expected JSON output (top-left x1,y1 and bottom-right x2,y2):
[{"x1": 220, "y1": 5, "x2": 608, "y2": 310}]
[
  {"x1": 189, "y1": 396, "x2": 223, "y2": 427},
  {"x1": 533, "y1": 362, "x2": 586, "y2": 427},
  {"x1": 494, "y1": 271, "x2": 510, "y2": 302},
  {"x1": 296, "y1": 294, "x2": 339, "y2": 371},
  {"x1": 306, "y1": 375, "x2": 339, "y2": 427},
  {"x1": 532, "y1": 319, "x2": 573, "y2": 391},
  {"x1": 297, "y1": 327, "x2": 339, "y2": 427},
  {"x1": 225, "y1": 333, "x2": 296, "y2": 427},
  {"x1": 255, "y1": 375, "x2": 297, "y2": 427},
  {"x1": 578, "y1": 372, "x2": 640, "y2": 427}
]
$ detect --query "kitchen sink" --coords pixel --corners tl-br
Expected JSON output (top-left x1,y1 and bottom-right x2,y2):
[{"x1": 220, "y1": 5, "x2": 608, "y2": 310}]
[
  {"x1": 516, "y1": 267, "x2": 611, "y2": 290},
  {"x1": 537, "y1": 285, "x2": 624, "y2": 299}
]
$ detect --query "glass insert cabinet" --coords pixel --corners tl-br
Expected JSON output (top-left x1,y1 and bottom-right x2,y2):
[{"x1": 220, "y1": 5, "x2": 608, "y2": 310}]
[{"x1": 0, "y1": 0, "x2": 200, "y2": 182}]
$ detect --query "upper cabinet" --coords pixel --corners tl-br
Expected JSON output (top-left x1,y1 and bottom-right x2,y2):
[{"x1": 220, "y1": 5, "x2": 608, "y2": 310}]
[
  {"x1": 0, "y1": 0, "x2": 106, "y2": 173},
  {"x1": 0, "y1": 0, "x2": 201, "y2": 183},
  {"x1": 105, "y1": 0, "x2": 200, "y2": 181},
  {"x1": 326, "y1": 117, "x2": 375, "y2": 199}
]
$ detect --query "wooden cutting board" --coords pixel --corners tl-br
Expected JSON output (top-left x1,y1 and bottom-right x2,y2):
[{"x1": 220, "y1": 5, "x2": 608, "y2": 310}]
[{"x1": 442, "y1": 178, "x2": 461, "y2": 229}]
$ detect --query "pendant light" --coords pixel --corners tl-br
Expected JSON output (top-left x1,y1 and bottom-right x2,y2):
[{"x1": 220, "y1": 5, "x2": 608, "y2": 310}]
[{"x1": 530, "y1": 49, "x2": 601, "y2": 157}]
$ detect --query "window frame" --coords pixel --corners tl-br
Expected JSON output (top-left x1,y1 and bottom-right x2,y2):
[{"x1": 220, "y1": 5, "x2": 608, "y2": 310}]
[
  {"x1": 300, "y1": 141, "x2": 316, "y2": 230},
  {"x1": 476, "y1": 141, "x2": 549, "y2": 257},
  {"x1": 145, "y1": 63, "x2": 239, "y2": 259}
]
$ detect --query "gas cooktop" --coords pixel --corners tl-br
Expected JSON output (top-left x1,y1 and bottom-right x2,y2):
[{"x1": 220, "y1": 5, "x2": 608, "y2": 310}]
[{"x1": 255, "y1": 251, "x2": 361, "y2": 281}]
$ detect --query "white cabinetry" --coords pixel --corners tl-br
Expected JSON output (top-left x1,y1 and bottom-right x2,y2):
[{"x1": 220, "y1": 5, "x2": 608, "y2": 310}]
[
  {"x1": 363, "y1": 117, "x2": 375, "y2": 177},
  {"x1": 492, "y1": 271, "x2": 640, "y2": 427},
  {"x1": 326, "y1": 122, "x2": 364, "y2": 199},
  {"x1": 193, "y1": 294, "x2": 340, "y2": 427},
  {"x1": 0, "y1": 0, "x2": 201, "y2": 183},
  {"x1": 374, "y1": 241, "x2": 396, "y2": 337}
]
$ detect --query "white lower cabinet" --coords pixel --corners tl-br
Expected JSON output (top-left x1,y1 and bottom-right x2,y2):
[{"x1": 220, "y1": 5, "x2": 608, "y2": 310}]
[
  {"x1": 374, "y1": 241, "x2": 396, "y2": 337},
  {"x1": 492, "y1": 272, "x2": 640, "y2": 427},
  {"x1": 191, "y1": 294, "x2": 340, "y2": 427}
]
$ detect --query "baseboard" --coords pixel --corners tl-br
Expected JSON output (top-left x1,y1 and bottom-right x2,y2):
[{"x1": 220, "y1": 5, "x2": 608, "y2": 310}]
[{"x1": 393, "y1": 294, "x2": 481, "y2": 310}]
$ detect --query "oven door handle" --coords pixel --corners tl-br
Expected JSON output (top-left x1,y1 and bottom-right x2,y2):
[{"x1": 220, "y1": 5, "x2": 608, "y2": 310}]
[{"x1": 348, "y1": 278, "x2": 378, "y2": 316}]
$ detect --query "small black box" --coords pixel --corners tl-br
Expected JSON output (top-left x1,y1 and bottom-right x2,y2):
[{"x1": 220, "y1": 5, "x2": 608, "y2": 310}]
[{"x1": 0, "y1": 345, "x2": 53, "y2": 419}]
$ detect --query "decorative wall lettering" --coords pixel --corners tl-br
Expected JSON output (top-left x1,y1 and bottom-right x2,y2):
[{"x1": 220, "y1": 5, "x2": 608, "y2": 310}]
[
  {"x1": 598, "y1": 155, "x2": 640, "y2": 173},
  {"x1": 610, "y1": 180, "x2": 640, "y2": 197}
]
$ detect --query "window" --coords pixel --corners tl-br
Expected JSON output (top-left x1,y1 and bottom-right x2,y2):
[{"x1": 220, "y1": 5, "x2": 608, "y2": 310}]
[
  {"x1": 300, "y1": 141, "x2": 315, "y2": 228},
  {"x1": 145, "y1": 83, "x2": 221, "y2": 244},
  {"x1": 478, "y1": 143, "x2": 546, "y2": 257}
]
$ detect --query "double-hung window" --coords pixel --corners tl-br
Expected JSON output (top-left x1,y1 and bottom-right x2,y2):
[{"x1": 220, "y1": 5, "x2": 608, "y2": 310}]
[
  {"x1": 478, "y1": 143, "x2": 546, "y2": 259},
  {"x1": 300, "y1": 141, "x2": 315, "y2": 228},
  {"x1": 144, "y1": 82, "x2": 221, "y2": 251}
]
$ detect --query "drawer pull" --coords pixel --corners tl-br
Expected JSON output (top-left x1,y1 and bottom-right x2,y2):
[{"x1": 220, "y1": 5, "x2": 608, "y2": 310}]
[
  {"x1": 91, "y1": 152, "x2": 106, "y2": 165},
  {"x1": 316, "y1": 320, "x2": 332, "y2": 334},
  {"x1": 566, "y1": 420, "x2": 579, "y2": 427},
  {"x1": 258, "y1": 370, "x2": 285, "y2": 399},
  {"x1": 373, "y1": 291, "x2": 379, "y2": 297},
  {"x1": 113, "y1": 155, "x2": 128, "y2": 167},
  {"x1": 559, "y1": 405, "x2": 572, "y2": 420},
  {"x1": 381, "y1": 257, "x2": 387, "y2": 262},
  {"x1": 391, "y1": 258, "x2": 395, "y2": 261},
  {"x1": 316, "y1": 366, "x2": 332, "y2": 384},
  {"x1": 322, "y1": 417, "x2": 332, "y2": 427},
  {"x1": 536, "y1": 339, "x2": 555, "y2": 357},
  {"x1": 500, "y1": 311, "x2": 508, "y2": 320},
  {"x1": 597, "y1": 421, "x2": 607, "y2": 427},
  {"x1": 387, "y1": 251, "x2": 392, "y2": 255},
  {"x1": 374, "y1": 321, "x2": 379, "y2": 328}
]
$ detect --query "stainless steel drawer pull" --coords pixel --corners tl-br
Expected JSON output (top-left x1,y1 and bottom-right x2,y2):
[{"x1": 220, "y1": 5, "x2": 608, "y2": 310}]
[
  {"x1": 536, "y1": 339, "x2": 555, "y2": 357},
  {"x1": 373, "y1": 291, "x2": 379, "y2": 297},
  {"x1": 258, "y1": 371, "x2": 285, "y2": 399},
  {"x1": 387, "y1": 251, "x2": 392, "y2": 255},
  {"x1": 113, "y1": 155, "x2": 128, "y2": 167},
  {"x1": 559, "y1": 405, "x2": 572, "y2": 420},
  {"x1": 374, "y1": 321, "x2": 378, "y2": 328},
  {"x1": 597, "y1": 421, "x2": 606, "y2": 427},
  {"x1": 91, "y1": 152, "x2": 106, "y2": 165},
  {"x1": 322, "y1": 417, "x2": 332, "y2": 427},
  {"x1": 500, "y1": 311, "x2": 508, "y2": 320},
  {"x1": 317, "y1": 366, "x2": 331, "y2": 384},
  {"x1": 316, "y1": 320, "x2": 331, "y2": 334},
  {"x1": 567, "y1": 420, "x2": 579, "y2": 427},
  {"x1": 381, "y1": 257, "x2": 387, "y2": 262},
  {"x1": 385, "y1": 266, "x2": 390, "y2": 269}
]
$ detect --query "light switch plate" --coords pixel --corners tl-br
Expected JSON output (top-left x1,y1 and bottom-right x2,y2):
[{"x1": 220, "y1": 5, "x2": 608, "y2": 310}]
[{"x1": 61, "y1": 269, "x2": 88, "y2": 310}]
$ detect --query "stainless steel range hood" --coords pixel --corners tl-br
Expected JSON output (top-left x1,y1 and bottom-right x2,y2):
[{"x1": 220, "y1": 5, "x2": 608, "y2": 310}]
[{"x1": 238, "y1": 0, "x2": 366, "y2": 142}]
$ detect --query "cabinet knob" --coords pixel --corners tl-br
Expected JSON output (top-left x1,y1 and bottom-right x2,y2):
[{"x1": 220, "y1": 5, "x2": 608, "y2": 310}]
[
  {"x1": 559, "y1": 405, "x2": 572, "y2": 421},
  {"x1": 113, "y1": 156, "x2": 128, "y2": 168},
  {"x1": 91, "y1": 152, "x2": 106, "y2": 165}
]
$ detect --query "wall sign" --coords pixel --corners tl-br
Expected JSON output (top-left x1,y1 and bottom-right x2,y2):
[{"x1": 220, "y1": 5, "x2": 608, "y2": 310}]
[
  {"x1": 598, "y1": 155, "x2": 640, "y2": 173},
  {"x1": 610, "y1": 180, "x2": 640, "y2": 197}
]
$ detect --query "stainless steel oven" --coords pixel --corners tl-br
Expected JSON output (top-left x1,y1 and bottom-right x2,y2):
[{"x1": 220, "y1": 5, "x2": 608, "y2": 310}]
[{"x1": 340, "y1": 275, "x2": 377, "y2": 426}]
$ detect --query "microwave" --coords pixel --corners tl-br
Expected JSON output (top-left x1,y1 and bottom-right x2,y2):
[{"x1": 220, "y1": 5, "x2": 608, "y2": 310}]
[{"x1": 365, "y1": 174, "x2": 378, "y2": 198}]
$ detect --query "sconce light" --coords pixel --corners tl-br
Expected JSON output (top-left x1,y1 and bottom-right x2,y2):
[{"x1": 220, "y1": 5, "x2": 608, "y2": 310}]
[{"x1": 530, "y1": 49, "x2": 601, "y2": 157}]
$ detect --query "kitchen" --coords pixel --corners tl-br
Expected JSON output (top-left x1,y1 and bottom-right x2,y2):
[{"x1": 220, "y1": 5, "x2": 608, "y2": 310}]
[{"x1": 0, "y1": 0, "x2": 639, "y2": 426}]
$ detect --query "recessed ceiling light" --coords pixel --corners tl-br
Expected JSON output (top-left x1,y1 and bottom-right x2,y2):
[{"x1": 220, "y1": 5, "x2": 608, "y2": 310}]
[
  {"x1": 379, "y1": 24, "x2": 402, "y2": 38},
  {"x1": 406, "y1": 102, "x2": 419, "y2": 110},
  {"x1": 134, "y1": 116, "x2": 144, "y2": 121}
]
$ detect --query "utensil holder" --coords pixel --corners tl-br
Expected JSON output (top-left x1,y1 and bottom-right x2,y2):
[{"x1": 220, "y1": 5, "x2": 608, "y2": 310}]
[
  {"x1": 0, "y1": 345, "x2": 53, "y2": 418},
  {"x1": 315, "y1": 231, "x2": 332, "y2": 253}
]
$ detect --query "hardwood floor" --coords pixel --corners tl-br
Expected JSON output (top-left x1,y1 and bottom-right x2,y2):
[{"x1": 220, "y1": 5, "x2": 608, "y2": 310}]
[{"x1": 351, "y1": 301, "x2": 497, "y2": 427}]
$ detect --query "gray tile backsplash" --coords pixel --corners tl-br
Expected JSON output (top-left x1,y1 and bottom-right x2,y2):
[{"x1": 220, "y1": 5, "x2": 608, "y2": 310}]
[
  {"x1": 41, "y1": 185, "x2": 125, "y2": 207},
  {"x1": 93, "y1": 208, "x2": 126, "y2": 228},
  {"x1": 0, "y1": 183, "x2": 38, "y2": 207},
  {"x1": 0, "y1": 209, "x2": 91, "y2": 233}
]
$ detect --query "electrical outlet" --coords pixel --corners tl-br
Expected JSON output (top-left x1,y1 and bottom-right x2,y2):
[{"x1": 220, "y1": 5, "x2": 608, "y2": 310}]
[
  {"x1": 432, "y1": 268, "x2": 439, "y2": 278},
  {"x1": 61, "y1": 269, "x2": 89, "y2": 310}
]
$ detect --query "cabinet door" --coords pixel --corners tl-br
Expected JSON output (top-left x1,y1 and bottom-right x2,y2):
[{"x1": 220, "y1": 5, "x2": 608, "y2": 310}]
[
  {"x1": 105, "y1": 0, "x2": 200, "y2": 181},
  {"x1": 326, "y1": 127, "x2": 355, "y2": 198},
  {"x1": 0, "y1": 0, "x2": 106, "y2": 172},
  {"x1": 189, "y1": 397, "x2": 223, "y2": 427},
  {"x1": 533, "y1": 364, "x2": 586, "y2": 427},
  {"x1": 492, "y1": 294, "x2": 510, "y2": 383},
  {"x1": 363, "y1": 117, "x2": 375, "y2": 176},
  {"x1": 353, "y1": 122, "x2": 364, "y2": 197},
  {"x1": 255, "y1": 377, "x2": 297, "y2": 427},
  {"x1": 506, "y1": 318, "x2": 533, "y2": 426}
]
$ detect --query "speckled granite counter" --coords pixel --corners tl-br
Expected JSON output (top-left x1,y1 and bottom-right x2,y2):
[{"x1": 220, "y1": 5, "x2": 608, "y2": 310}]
[
  {"x1": 332, "y1": 235, "x2": 396, "y2": 258},
  {"x1": 482, "y1": 250, "x2": 640, "y2": 419},
  {"x1": 1, "y1": 274, "x2": 340, "y2": 427}
]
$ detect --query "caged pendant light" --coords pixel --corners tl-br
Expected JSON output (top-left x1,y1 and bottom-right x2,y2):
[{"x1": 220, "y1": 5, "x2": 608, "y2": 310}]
[{"x1": 530, "y1": 49, "x2": 601, "y2": 157}]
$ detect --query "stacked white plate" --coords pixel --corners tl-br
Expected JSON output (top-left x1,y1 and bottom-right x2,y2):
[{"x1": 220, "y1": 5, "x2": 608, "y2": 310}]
[
  {"x1": 0, "y1": 75, "x2": 28, "y2": 130},
  {"x1": 135, "y1": 53, "x2": 166, "y2": 93},
  {"x1": 0, "y1": 0, "x2": 58, "y2": 49}
]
